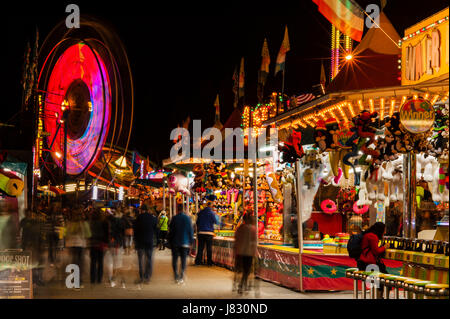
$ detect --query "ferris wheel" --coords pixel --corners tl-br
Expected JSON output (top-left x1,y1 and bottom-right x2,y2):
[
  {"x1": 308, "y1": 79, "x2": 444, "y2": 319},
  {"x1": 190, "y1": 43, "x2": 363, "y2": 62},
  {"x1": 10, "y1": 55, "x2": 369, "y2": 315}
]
[{"x1": 37, "y1": 17, "x2": 134, "y2": 182}]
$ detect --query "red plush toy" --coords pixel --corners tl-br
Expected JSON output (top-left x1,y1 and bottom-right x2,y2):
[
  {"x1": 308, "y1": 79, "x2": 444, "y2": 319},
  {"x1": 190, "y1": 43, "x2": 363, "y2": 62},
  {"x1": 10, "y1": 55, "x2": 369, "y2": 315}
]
[{"x1": 356, "y1": 111, "x2": 380, "y2": 157}]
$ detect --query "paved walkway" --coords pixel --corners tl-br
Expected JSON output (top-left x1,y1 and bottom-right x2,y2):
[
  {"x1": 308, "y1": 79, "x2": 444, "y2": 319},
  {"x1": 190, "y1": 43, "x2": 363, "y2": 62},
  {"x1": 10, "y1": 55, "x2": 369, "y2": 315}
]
[{"x1": 34, "y1": 248, "x2": 353, "y2": 299}]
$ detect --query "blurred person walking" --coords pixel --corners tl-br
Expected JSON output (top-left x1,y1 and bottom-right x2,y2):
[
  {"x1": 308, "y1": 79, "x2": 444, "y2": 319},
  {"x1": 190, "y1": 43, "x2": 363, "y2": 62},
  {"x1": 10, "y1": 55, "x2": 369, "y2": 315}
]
[
  {"x1": 20, "y1": 208, "x2": 45, "y2": 286},
  {"x1": 133, "y1": 204, "x2": 157, "y2": 285},
  {"x1": 45, "y1": 204, "x2": 65, "y2": 267},
  {"x1": 106, "y1": 209, "x2": 126, "y2": 288},
  {"x1": 195, "y1": 195, "x2": 219, "y2": 266},
  {"x1": 122, "y1": 208, "x2": 135, "y2": 255},
  {"x1": 65, "y1": 209, "x2": 91, "y2": 288},
  {"x1": 233, "y1": 214, "x2": 257, "y2": 294},
  {"x1": 157, "y1": 210, "x2": 169, "y2": 250},
  {"x1": 168, "y1": 204, "x2": 194, "y2": 284},
  {"x1": 88, "y1": 209, "x2": 109, "y2": 285}
]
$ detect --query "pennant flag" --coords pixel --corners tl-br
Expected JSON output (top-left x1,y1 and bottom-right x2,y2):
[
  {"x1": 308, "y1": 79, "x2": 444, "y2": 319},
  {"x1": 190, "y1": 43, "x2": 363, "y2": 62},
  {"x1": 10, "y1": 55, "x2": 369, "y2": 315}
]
[
  {"x1": 214, "y1": 94, "x2": 220, "y2": 123},
  {"x1": 312, "y1": 0, "x2": 364, "y2": 42},
  {"x1": 182, "y1": 116, "x2": 191, "y2": 130},
  {"x1": 259, "y1": 38, "x2": 270, "y2": 85},
  {"x1": 320, "y1": 61, "x2": 327, "y2": 88},
  {"x1": 238, "y1": 57, "x2": 245, "y2": 98},
  {"x1": 21, "y1": 42, "x2": 31, "y2": 106},
  {"x1": 232, "y1": 66, "x2": 239, "y2": 108},
  {"x1": 275, "y1": 26, "x2": 290, "y2": 75}
]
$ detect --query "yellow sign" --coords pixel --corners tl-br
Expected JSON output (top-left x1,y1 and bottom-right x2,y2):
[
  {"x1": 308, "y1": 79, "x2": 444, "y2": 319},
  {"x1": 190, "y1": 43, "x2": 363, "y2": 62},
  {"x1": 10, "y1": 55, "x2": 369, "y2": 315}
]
[{"x1": 401, "y1": 8, "x2": 449, "y2": 85}]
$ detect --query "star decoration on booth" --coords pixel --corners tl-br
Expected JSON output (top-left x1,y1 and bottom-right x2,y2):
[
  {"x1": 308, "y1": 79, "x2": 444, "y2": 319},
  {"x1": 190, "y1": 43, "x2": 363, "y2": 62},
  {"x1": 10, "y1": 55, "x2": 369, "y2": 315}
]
[
  {"x1": 331, "y1": 268, "x2": 337, "y2": 276},
  {"x1": 307, "y1": 267, "x2": 315, "y2": 275}
]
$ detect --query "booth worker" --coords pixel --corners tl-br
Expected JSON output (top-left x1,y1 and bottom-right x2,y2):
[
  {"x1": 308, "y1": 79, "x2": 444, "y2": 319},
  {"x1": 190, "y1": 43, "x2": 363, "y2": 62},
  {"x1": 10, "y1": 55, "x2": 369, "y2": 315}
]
[{"x1": 195, "y1": 195, "x2": 219, "y2": 266}]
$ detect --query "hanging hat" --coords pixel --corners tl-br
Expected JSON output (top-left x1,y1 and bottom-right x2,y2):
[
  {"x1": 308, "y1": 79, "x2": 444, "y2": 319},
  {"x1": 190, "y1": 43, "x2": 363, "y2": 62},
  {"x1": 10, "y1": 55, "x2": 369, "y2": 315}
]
[
  {"x1": 315, "y1": 120, "x2": 326, "y2": 130},
  {"x1": 325, "y1": 118, "x2": 338, "y2": 126}
]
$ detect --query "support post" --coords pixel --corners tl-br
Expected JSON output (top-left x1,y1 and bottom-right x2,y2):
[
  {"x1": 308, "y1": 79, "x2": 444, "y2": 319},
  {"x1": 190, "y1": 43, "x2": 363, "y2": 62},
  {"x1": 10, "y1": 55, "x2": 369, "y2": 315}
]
[
  {"x1": 296, "y1": 159, "x2": 304, "y2": 292},
  {"x1": 169, "y1": 193, "x2": 172, "y2": 219},
  {"x1": 402, "y1": 152, "x2": 417, "y2": 238},
  {"x1": 253, "y1": 159, "x2": 258, "y2": 241},
  {"x1": 195, "y1": 193, "x2": 199, "y2": 214},
  {"x1": 163, "y1": 178, "x2": 166, "y2": 211}
]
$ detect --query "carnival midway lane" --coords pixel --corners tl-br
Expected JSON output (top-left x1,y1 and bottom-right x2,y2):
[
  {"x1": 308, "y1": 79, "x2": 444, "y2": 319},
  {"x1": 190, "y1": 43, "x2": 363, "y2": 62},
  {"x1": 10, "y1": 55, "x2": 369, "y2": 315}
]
[{"x1": 34, "y1": 249, "x2": 353, "y2": 299}]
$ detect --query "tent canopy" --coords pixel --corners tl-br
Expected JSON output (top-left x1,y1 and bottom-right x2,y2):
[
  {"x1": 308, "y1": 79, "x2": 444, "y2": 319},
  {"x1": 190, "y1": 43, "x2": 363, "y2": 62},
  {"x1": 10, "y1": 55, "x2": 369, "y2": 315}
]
[{"x1": 327, "y1": 12, "x2": 401, "y2": 93}]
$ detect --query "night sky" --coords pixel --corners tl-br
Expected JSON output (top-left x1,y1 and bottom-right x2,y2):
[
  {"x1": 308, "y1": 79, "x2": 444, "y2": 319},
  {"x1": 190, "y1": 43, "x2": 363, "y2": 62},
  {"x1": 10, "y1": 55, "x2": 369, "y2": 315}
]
[{"x1": 4, "y1": 0, "x2": 449, "y2": 166}]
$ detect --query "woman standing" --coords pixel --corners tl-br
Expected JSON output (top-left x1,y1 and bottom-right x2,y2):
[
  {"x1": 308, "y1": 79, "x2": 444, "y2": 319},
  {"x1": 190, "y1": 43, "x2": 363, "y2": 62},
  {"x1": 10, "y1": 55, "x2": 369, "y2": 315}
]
[{"x1": 357, "y1": 222, "x2": 389, "y2": 273}]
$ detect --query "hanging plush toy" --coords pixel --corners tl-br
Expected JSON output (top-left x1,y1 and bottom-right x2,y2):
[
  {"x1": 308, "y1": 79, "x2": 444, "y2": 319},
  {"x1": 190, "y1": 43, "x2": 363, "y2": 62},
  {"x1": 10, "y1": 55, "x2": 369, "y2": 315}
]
[
  {"x1": 0, "y1": 168, "x2": 24, "y2": 197},
  {"x1": 192, "y1": 164, "x2": 206, "y2": 193},
  {"x1": 355, "y1": 110, "x2": 380, "y2": 157},
  {"x1": 313, "y1": 120, "x2": 328, "y2": 152},
  {"x1": 168, "y1": 173, "x2": 191, "y2": 196},
  {"x1": 324, "y1": 118, "x2": 352, "y2": 180},
  {"x1": 385, "y1": 112, "x2": 414, "y2": 154},
  {"x1": 382, "y1": 156, "x2": 404, "y2": 202},
  {"x1": 279, "y1": 127, "x2": 305, "y2": 163},
  {"x1": 265, "y1": 172, "x2": 283, "y2": 203},
  {"x1": 416, "y1": 153, "x2": 437, "y2": 182},
  {"x1": 356, "y1": 166, "x2": 372, "y2": 207},
  {"x1": 318, "y1": 153, "x2": 343, "y2": 186},
  {"x1": 365, "y1": 164, "x2": 386, "y2": 201}
]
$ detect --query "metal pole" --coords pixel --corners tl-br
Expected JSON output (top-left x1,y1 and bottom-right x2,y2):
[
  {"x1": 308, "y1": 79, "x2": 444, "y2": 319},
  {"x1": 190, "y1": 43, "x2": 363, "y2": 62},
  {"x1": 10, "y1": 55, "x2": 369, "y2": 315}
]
[
  {"x1": 163, "y1": 179, "x2": 166, "y2": 211},
  {"x1": 169, "y1": 193, "x2": 172, "y2": 219},
  {"x1": 173, "y1": 193, "x2": 177, "y2": 216},
  {"x1": 195, "y1": 193, "x2": 198, "y2": 214},
  {"x1": 253, "y1": 158, "x2": 258, "y2": 242},
  {"x1": 63, "y1": 122, "x2": 67, "y2": 193},
  {"x1": 296, "y1": 159, "x2": 304, "y2": 292},
  {"x1": 402, "y1": 152, "x2": 417, "y2": 238}
]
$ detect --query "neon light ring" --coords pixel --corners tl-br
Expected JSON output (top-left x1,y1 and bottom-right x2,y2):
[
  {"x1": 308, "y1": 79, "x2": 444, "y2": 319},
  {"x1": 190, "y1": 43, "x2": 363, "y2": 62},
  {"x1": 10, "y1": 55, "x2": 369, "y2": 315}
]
[{"x1": 41, "y1": 42, "x2": 111, "y2": 175}]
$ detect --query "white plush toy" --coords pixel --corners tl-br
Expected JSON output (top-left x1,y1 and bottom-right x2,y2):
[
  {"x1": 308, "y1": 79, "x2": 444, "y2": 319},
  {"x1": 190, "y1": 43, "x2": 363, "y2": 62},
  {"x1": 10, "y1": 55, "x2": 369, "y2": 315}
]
[
  {"x1": 318, "y1": 153, "x2": 342, "y2": 186},
  {"x1": 382, "y1": 156, "x2": 403, "y2": 202},
  {"x1": 357, "y1": 166, "x2": 372, "y2": 206},
  {"x1": 366, "y1": 165, "x2": 386, "y2": 201},
  {"x1": 416, "y1": 153, "x2": 437, "y2": 182}
]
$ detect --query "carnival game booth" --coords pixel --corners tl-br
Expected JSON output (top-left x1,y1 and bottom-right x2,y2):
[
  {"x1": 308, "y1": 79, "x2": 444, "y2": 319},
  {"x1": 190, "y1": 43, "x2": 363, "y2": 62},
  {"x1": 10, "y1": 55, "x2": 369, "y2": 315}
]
[
  {"x1": 255, "y1": 9, "x2": 450, "y2": 292},
  {"x1": 162, "y1": 141, "x2": 290, "y2": 271}
]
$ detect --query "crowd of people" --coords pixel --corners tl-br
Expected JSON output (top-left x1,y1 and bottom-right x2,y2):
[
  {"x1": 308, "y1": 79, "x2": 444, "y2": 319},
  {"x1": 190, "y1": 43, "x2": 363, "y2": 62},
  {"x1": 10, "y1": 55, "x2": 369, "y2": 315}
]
[{"x1": 18, "y1": 196, "x2": 258, "y2": 294}]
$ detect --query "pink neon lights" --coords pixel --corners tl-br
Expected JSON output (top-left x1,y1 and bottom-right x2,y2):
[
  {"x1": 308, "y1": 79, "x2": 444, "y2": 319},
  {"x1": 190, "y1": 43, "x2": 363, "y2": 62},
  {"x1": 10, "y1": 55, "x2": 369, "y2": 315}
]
[{"x1": 44, "y1": 43, "x2": 111, "y2": 175}]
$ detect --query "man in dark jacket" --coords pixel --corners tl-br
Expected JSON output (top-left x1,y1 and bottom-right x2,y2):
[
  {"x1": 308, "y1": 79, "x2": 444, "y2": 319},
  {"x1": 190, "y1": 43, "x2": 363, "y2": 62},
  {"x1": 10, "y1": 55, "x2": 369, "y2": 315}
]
[
  {"x1": 168, "y1": 204, "x2": 194, "y2": 284},
  {"x1": 195, "y1": 195, "x2": 219, "y2": 266},
  {"x1": 133, "y1": 205, "x2": 157, "y2": 284}
]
